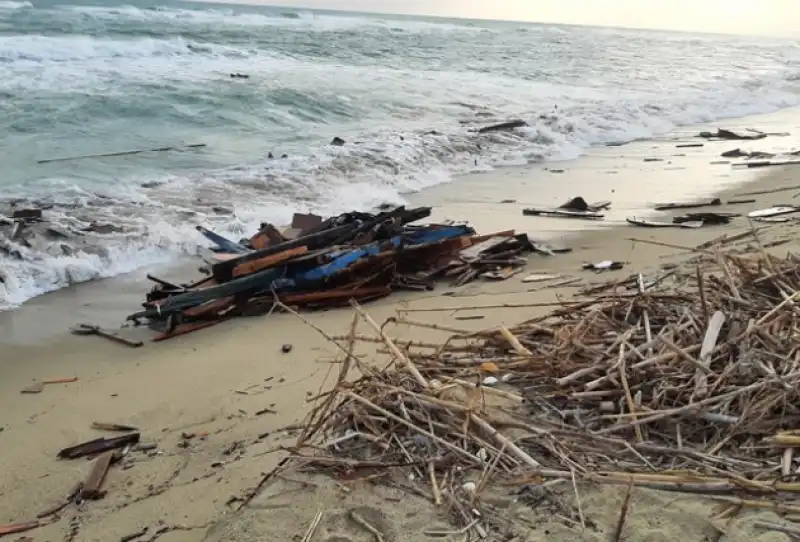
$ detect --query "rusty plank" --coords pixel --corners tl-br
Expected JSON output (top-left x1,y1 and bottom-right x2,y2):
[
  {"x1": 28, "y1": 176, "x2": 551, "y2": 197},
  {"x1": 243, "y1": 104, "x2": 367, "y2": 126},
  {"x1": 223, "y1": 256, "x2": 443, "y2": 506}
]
[
  {"x1": 280, "y1": 286, "x2": 391, "y2": 305},
  {"x1": 0, "y1": 520, "x2": 39, "y2": 536},
  {"x1": 152, "y1": 321, "x2": 219, "y2": 342},
  {"x1": 232, "y1": 246, "x2": 309, "y2": 278},
  {"x1": 81, "y1": 451, "x2": 114, "y2": 500}
]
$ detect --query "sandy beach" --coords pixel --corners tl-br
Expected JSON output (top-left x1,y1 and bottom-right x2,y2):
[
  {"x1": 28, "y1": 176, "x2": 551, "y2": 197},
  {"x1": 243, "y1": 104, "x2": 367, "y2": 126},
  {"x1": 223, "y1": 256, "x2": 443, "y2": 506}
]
[{"x1": 3, "y1": 110, "x2": 800, "y2": 541}]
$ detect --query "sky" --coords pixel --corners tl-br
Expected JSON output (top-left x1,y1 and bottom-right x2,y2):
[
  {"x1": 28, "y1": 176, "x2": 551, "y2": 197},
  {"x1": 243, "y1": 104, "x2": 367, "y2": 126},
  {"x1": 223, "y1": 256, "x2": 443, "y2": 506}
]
[{"x1": 263, "y1": 0, "x2": 800, "y2": 36}]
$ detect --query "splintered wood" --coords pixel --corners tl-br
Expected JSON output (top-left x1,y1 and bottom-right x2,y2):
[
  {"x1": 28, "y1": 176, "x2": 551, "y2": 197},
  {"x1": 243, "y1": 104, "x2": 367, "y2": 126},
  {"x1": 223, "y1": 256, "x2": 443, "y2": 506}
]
[{"x1": 280, "y1": 249, "x2": 800, "y2": 536}]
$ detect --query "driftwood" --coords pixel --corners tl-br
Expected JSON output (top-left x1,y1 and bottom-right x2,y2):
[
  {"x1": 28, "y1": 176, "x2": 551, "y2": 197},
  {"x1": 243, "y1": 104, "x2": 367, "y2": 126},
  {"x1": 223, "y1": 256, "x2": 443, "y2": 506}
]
[{"x1": 265, "y1": 245, "x2": 800, "y2": 537}]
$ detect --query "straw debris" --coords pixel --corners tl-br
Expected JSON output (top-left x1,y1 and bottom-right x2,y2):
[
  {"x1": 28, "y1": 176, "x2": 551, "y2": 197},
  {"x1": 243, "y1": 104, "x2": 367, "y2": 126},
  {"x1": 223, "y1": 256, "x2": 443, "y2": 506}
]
[{"x1": 269, "y1": 247, "x2": 800, "y2": 536}]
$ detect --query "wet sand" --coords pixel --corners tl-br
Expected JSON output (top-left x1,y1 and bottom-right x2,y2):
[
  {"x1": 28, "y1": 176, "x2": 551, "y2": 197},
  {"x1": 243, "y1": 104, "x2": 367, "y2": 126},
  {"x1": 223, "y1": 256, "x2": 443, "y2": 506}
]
[{"x1": 2, "y1": 109, "x2": 800, "y2": 541}]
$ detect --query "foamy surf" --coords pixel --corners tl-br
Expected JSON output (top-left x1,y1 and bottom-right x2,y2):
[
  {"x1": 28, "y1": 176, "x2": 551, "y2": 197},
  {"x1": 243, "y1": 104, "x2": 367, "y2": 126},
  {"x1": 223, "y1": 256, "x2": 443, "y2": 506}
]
[{"x1": 1, "y1": 0, "x2": 800, "y2": 309}]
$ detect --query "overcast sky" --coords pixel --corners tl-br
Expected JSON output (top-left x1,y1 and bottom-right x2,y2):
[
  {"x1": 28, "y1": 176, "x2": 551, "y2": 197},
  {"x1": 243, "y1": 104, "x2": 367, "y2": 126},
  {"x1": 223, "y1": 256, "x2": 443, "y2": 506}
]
[{"x1": 264, "y1": 0, "x2": 800, "y2": 36}]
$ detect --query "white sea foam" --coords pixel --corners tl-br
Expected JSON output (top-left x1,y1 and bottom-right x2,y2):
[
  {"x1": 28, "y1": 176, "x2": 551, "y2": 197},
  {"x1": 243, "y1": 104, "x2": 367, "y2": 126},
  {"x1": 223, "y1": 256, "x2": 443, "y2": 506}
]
[
  {"x1": 0, "y1": 0, "x2": 31, "y2": 9},
  {"x1": 62, "y1": 4, "x2": 480, "y2": 33},
  {"x1": 2, "y1": 4, "x2": 800, "y2": 309}
]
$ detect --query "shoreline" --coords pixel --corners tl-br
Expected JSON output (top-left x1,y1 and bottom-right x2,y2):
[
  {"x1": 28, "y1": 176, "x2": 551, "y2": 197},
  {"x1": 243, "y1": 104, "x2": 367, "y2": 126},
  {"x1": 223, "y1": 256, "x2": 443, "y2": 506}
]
[
  {"x1": 3, "y1": 106, "x2": 800, "y2": 345},
  {"x1": 2, "y1": 135, "x2": 800, "y2": 539}
]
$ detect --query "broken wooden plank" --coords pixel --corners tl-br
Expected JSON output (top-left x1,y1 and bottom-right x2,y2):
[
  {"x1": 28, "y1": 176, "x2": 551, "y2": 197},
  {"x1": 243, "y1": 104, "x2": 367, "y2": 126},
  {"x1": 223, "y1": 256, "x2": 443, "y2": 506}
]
[
  {"x1": 152, "y1": 321, "x2": 220, "y2": 342},
  {"x1": 91, "y1": 422, "x2": 139, "y2": 432},
  {"x1": 81, "y1": 450, "x2": 114, "y2": 500},
  {"x1": 0, "y1": 520, "x2": 39, "y2": 537},
  {"x1": 279, "y1": 286, "x2": 392, "y2": 306},
  {"x1": 232, "y1": 245, "x2": 309, "y2": 277},
  {"x1": 477, "y1": 120, "x2": 527, "y2": 133},
  {"x1": 10, "y1": 208, "x2": 42, "y2": 220},
  {"x1": 459, "y1": 237, "x2": 512, "y2": 262},
  {"x1": 481, "y1": 267, "x2": 524, "y2": 280},
  {"x1": 58, "y1": 433, "x2": 140, "y2": 460},
  {"x1": 211, "y1": 222, "x2": 360, "y2": 282},
  {"x1": 653, "y1": 198, "x2": 721, "y2": 211},
  {"x1": 291, "y1": 212, "x2": 323, "y2": 232},
  {"x1": 20, "y1": 377, "x2": 78, "y2": 394}
]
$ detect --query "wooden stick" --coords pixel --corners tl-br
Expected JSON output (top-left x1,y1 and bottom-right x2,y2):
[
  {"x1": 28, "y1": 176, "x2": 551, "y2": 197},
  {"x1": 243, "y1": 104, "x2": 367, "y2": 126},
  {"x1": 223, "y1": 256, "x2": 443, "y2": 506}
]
[
  {"x1": 347, "y1": 392, "x2": 481, "y2": 465},
  {"x1": 499, "y1": 327, "x2": 533, "y2": 356},
  {"x1": 612, "y1": 479, "x2": 634, "y2": 542},
  {"x1": 351, "y1": 301, "x2": 428, "y2": 388},
  {"x1": 397, "y1": 301, "x2": 580, "y2": 313},
  {"x1": 597, "y1": 370, "x2": 800, "y2": 435},
  {"x1": 428, "y1": 461, "x2": 442, "y2": 506},
  {"x1": 38, "y1": 143, "x2": 206, "y2": 164},
  {"x1": 618, "y1": 344, "x2": 643, "y2": 443},
  {"x1": 301, "y1": 511, "x2": 323, "y2": 542}
]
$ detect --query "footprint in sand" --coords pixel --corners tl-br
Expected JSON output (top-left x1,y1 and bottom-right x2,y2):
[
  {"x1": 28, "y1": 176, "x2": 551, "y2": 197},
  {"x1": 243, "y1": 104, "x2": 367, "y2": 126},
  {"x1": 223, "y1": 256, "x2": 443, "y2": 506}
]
[{"x1": 319, "y1": 506, "x2": 397, "y2": 542}]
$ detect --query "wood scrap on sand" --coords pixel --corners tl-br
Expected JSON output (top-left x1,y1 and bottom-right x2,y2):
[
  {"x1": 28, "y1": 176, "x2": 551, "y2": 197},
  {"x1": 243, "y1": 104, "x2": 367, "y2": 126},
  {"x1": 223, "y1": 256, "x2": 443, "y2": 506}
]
[{"x1": 255, "y1": 243, "x2": 800, "y2": 538}]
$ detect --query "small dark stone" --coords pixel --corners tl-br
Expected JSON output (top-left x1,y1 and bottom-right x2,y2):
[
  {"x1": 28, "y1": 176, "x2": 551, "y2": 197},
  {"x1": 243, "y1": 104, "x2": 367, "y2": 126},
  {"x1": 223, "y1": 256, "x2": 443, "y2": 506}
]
[
  {"x1": 281, "y1": 344, "x2": 293, "y2": 353},
  {"x1": 330, "y1": 137, "x2": 346, "y2": 146},
  {"x1": 281, "y1": 154, "x2": 288, "y2": 159}
]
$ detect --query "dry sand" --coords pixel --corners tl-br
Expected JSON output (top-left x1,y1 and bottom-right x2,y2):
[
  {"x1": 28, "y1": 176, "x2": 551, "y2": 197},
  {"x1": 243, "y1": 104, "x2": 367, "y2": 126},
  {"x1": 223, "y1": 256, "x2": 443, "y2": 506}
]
[{"x1": 3, "y1": 124, "x2": 800, "y2": 541}]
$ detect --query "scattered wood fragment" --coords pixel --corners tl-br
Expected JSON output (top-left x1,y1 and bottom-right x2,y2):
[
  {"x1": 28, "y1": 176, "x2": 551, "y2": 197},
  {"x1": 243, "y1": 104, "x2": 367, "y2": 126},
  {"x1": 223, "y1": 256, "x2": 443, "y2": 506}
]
[
  {"x1": 58, "y1": 433, "x2": 140, "y2": 459},
  {"x1": 11, "y1": 208, "x2": 42, "y2": 221},
  {"x1": 81, "y1": 451, "x2": 114, "y2": 500},
  {"x1": 120, "y1": 527, "x2": 149, "y2": 542},
  {"x1": 653, "y1": 198, "x2": 721, "y2": 211},
  {"x1": 37, "y1": 143, "x2": 206, "y2": 164},
  {"x1": 477, "y1": 120, "x2": 527, "y2": 133},
  {"x1": 20, "y1": 377, "x2": 78, "y2": 394},
  {"x1": 70, "y1": 324, "x2": 143, "y2": 348},
  {"x1": 698, "y1": 128, "x2": 767, "y2": 141},
  {"x1": 92, "y1": 422, "x2": 139, "y2": 432},
  {"x1": 301, "y1": 511, "x2": 323, "y2": 542},
  {"x1": 0, "y1": 520, "x2": 39, "y2": 537},
  {"x1": 612, "y1": 480, "x2": 634, "y2": 542}
]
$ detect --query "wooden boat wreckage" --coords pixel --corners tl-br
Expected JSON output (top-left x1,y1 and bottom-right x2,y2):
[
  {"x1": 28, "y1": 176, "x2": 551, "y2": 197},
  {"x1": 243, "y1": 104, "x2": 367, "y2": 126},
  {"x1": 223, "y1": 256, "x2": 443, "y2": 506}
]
[
  {"x1": 128, "y1": 206, "x2": 552, "y2": 341},
  {"x1": 523, "y1": 196, "x2": 611, "y2": 220}
]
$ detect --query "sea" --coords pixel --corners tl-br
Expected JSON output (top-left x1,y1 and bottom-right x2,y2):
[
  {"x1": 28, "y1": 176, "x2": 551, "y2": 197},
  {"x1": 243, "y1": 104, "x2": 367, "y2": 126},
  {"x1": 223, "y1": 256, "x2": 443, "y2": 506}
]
[{"x1": 1, "y1": 0, "x2": 800, "y2": 310}]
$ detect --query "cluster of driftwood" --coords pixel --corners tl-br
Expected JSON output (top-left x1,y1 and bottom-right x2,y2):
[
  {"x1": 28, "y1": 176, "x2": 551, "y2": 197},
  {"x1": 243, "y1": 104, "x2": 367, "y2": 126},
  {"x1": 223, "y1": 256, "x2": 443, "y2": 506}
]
[
  {"x1": 128, "y1": 206, "x2": 548, "y2": 341},
  {"x1": 269, "y1": 247, "x2": 800, "y2": 538}
]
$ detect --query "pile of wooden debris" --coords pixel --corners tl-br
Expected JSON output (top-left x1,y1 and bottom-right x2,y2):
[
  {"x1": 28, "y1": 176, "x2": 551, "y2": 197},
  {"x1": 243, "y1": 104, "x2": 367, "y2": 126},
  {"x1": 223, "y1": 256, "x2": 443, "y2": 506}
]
[
  {"x1": 129, "y1": 206, "x2": 565, "y2": 341},
  {"x1": 263, "y1": 246, "x2": 800, "y2": 538}
]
